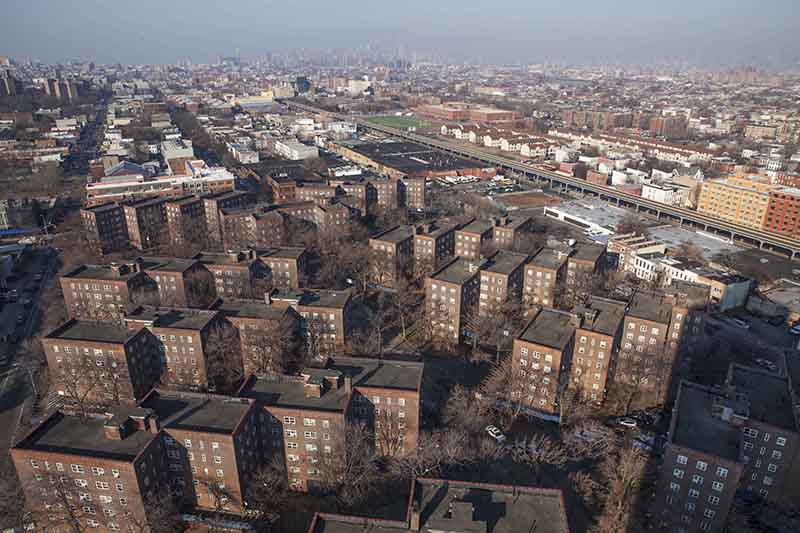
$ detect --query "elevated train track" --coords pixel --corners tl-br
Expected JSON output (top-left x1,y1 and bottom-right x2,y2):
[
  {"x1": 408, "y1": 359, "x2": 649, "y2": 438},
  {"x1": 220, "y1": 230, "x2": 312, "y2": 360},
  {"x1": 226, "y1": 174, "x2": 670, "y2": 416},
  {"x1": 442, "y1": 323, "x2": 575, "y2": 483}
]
[{"x1": 284, "y1": 100, "x2": 800, "y2": 259}]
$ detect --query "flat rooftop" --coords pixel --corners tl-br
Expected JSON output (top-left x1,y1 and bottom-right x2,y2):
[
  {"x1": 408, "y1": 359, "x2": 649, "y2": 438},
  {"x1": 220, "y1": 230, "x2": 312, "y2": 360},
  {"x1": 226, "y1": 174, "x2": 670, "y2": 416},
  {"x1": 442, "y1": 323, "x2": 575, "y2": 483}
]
[
  {"x1": 430, "y1": 257, "x2": 486, "y2": 285},
  {"x1": 519, "y1": 308, "x2": 576, "y2": 350},
  {"x1": 575, "y1": 296, "x2": 627, "y2": 336},
  {"x1": 258, "y1": 247, "x2": 306, "y2": 260},
  {"x1": 194, "y1": 251, "x2": 256, "y2": 267},
  {"x1": 272, "y1": 288, "x2": 352, "y2": 309},
  {"x1": 484, "y1": 250, "x2": 529, "y2": 275},
  {"x1": 344, "y1": 141, "x2": 483, "y2": 174},
  {"x1": 45, "y1": 319, "x2": 136, "y2": 344},
  {"x1": 457, "y1": 219, "x2": 493, "y2": 235},
  {"x1": 213, "y1": 299, "x2": 288, "y2": 321},
  {"x1": 82, "y1": 202, "x2": 120, "y2": 213},
  {"x1": 570, "y1": 242, "x2": 605, "y2": 263},
  {"x1": 62, "y1": 263, "x2": 141, "y2": 281},
  {"x1": 371, "y1": 225, "x2": 414, "y2": 244},
  {"x1": 122, "y1": 196, "x2": 166, "y2": 209},
  {"x1": 126, "y1": 307, "x2": 217, "y2": 330},
  {"x1": 139, "y1": 256, "x2": 197, "y2": 273},
  {"x1": 140, "y1": 390, "x2": 252, "y2": 434},
  {"x1": 414, "y1": 220, "x2": 458, "y2": 239},
  {"x1": 729, "y1": 365, "x2": 796, "y2": 432},
  {"x1": 671, "y1": 381, "x2": 741, "y2": 462},
  {"x1": 529, "y1": 248, "x2": 568, "y2": 270},
  {"x1": 494, "y1": 215, "x2": 532, "y2": 230},
  {"x1": 240, "y1": 357, "x2": 422, "y2": 412},
  {"x1": 14, "y1": 412, "x2": 155, "y2": 461},
  {"x1": 627, "y1": 291, "x2": 672, "y2": 324},
  {"x1": 415, "y1": 478, "x2": 569, "y2": 533}
]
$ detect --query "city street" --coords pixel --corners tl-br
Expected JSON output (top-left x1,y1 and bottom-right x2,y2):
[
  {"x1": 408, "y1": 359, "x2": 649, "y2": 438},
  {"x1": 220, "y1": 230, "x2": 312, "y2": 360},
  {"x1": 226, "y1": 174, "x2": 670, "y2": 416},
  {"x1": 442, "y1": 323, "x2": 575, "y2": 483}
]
[{"x1": 0, "y1": 248, "x2": 57, "y2": 450}]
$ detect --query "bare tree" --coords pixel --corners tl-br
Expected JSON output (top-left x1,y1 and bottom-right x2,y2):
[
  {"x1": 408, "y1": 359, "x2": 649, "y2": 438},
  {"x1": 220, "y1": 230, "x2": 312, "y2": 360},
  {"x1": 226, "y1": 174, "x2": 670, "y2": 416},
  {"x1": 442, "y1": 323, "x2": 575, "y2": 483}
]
[
  {"x1": 389, "y1": 427, "x2": 496, "y2": 481},
  {"x1": 0, "y1": 455, "x2": 25, "y2": 531},
  {"x1": 562, "y1": 419, "x2": 618, "y2": 461},
  {"x1": 616, "y1": 214, "x2": 649, "y2": 237},
  {"x1": 305, "y1": 317, "x2": 334, "y2": 366},
  {"x1": 241, "y1": 319, "x2": 302, "y2": 377},
  {"x1": 127, "y1": 490, "x2": 184, "y2": 533},
  {"x1": 374, "y1": 409, "x2": 407, "y2": 458},
  {"x1": 243, "y1": 456, "x2": 290, "y2": 523},
  {"x1": 441, "y1": 384, "x2": 491, "y2": 435},
  {"x1": 390, "y1": 276, "x2": 422, "y2": 342},
  {"x1": 185, "y1": 268, "x2": 216, "y2": 308},
  {"x1": 204, "y1": 321, "x2": 243, "y2": 394},
  {"x1": 595, "y1": 446, "x2": 654, "y2": 532},
  {"x1": 317, "y1": 421, "x2": 382, "y2": 511},
  {"x1": 480, "y1": 357, "x2": 529, "y2": 428},
  {"x1": 507, "y1": 433, "x2": 568, "y2": 484},
  {"x1": 22, "y1": 471, "x2": 88, "y2": 533},
  {"x1": 54, "y1": 352, "x2": 127, "y2": 418}
]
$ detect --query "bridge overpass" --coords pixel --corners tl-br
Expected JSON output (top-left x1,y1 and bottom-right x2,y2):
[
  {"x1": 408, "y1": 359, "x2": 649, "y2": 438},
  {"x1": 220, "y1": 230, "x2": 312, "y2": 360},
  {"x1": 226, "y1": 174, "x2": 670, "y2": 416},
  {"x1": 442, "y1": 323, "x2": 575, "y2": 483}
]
[{"x1": 283, "y1": 100, "x2": 800, "y2": 259}]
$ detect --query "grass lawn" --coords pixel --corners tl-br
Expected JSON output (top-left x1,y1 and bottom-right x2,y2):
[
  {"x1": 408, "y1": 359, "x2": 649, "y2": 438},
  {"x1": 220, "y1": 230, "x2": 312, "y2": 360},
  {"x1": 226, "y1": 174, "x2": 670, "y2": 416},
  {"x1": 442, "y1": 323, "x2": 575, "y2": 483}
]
[{"x1": 365, "y1": 115, "x2": 429, "y2": 130}]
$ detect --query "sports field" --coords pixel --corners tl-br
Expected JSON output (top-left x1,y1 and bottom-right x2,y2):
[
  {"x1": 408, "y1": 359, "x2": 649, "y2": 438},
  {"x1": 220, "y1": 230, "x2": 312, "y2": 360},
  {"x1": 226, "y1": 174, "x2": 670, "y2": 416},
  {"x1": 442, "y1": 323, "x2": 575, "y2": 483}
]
[{"x1": 365, "y1": 115, "x2": 428, "y2": 129}]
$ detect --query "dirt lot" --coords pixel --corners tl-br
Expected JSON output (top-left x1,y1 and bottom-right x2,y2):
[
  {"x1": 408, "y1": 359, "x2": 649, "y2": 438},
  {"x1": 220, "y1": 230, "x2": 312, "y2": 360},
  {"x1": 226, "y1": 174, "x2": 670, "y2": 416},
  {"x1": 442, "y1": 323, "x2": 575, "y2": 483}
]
[{"x1": 496, "y1": 191, "x2": 561, "y2": 209}]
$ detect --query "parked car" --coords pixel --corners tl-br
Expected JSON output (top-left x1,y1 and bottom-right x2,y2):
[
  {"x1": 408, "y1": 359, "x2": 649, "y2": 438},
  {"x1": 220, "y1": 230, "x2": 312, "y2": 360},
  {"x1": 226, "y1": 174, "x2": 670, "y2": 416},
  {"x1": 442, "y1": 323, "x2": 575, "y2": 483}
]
[
  {"x1": 485, "y1": 425, "x2": 507, "y2": 443},
  {"x1": 618, "y1": 417, "x2": 638, "y2": 429},
  {"x1": 790, "y1": 324, "x2": 800, "y2": 335},
  {"x1": 34, "y1": 273, "x2": 43, "y2": 282},
  {"x1": 15, "y1": 314, "x2": 24, "y2": 325},
  {"x1": 729, "y1": 317, "x2": 750, "y2": 330}
]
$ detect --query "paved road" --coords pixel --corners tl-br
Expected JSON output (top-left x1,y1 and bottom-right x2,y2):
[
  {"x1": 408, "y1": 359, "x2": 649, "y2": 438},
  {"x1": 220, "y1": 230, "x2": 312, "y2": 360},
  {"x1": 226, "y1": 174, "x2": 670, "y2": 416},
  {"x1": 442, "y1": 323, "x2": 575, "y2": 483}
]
[{"x1": 0, "y1": 249, "x2": 57, "y2": 450}]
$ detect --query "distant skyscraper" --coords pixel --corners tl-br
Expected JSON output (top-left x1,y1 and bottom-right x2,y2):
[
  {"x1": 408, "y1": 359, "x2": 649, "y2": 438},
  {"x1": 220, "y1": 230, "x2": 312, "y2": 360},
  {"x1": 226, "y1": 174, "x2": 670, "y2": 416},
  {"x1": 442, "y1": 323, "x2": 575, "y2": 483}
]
[{"x1": 295, "y1": 76, "x2": 311, "y2": 94}]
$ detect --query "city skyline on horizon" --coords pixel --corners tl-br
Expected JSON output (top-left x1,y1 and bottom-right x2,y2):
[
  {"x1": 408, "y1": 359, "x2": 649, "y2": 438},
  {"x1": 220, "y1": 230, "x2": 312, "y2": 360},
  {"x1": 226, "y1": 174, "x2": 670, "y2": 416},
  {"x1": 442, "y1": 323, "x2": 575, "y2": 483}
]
[{"x1": 2, "y1": 0, "x2": 799, "y2": 68}]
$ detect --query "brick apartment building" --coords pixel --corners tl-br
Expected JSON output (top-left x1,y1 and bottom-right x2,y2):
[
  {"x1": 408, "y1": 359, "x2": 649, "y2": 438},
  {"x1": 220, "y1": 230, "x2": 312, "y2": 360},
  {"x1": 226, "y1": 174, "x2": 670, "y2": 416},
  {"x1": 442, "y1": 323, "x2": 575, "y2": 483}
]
[
  {"x1": 123, "y1": 198, "x2": 168, "y2": 251},
  {"x1": 455, "y1": 219, "x2": 493, "y2": 260},
  {"x1": 124, "y1": 307, "x2": 238, "y2": 393},
  {"x1": 139, "y1": 257, "x2": 215, "y2": 308},
  {"x1": 12, "y1": 409, "x2": 170, "y2": 532},
  {"x1": 413, "y1": 220, "x2": 458, "y2": 276},
  {"x1": 239, "y1": 356, "x2": 423, "y2": 492},
  {"x1": 60, "y1": 261, "x2": 157, "y2": 320},
  {"x1": 368, "y1": 178, "x2": 404, "y2": 210},
  {"x1": 331, "y1": 180, "x2": 377, "y2": 215},
  {"x1": 524, "y1": 247, "x2": 570, "y2": 309},
  {"x1": 264, "y1": 173, "x2": 297, "y2": 204},
  {"x1": 478, "y1": 250, "x2": 528, "y2": 317},
  {"x1": 139, "y1": 389, "x2": 260, "y2": 516},
  {"x1": 568, "y1": 297, "x2": 626, "y2": 404},
  {"x1": 270, "y1": 289, "x2": 355, "y2": 352},
  {"x1": 42, "y1": 319, "x2": 162, "y2": 408},
  {"x1": 491, "y1": 215, "x2": 533, "y2": 250},
  {"x1": 165, "y1": 195, "x2": 206, "y2": 248},
  {"x1": 296, "y1": 184, "x2": 342, "y2": 206},
  {"x1": 312, "y1": 201, "x2": 359, "y2": 233},
  {"x1": 257, "y1": 247, "x2": 308, "y2": 289},
  {"x1": 203, "y1": 191, "x2": 253, "y2": 248},
  {"x1": 426, "y1": 257, "x2": 486, "y2": 344},
  {"x1": 565, "y1": 242, "x2": 606, "y2": 292},
  {"x1": 194, "y1": 249, "x2": 269, "y2": 300},
  {"x1": 511, "y1": 308, "x2": 576, "y2": 420},
  {"x1": 213, "y1": 299, "x2": 302, "y2": 376},
  {"x1": 369, "y1": 225, "x2": 415, "y2": 288},
  {"x1": 81, "y1": 203, "x2": 128, "y2": 254},
  {"x1": 763, "y1": 188, "x2": 800, "y2": 238},
  {"x1": 220, "y1": 205, "x2": 286, "y2": 250},
  {"x1": 654, "y1": 381, "x2": 745, "y2": 533},
  {"x1": 310, "y1": 478, "x2": 571, "y2": 532},
  {"x1": 401, "y1": 177, "x2": 426, "y2": 211},
  {"x1": 615, "y1": 285, "x2": 708, "y2": 408},
  {"x1": 726, "y1": 365, "x2": 800, "y2": 510}
]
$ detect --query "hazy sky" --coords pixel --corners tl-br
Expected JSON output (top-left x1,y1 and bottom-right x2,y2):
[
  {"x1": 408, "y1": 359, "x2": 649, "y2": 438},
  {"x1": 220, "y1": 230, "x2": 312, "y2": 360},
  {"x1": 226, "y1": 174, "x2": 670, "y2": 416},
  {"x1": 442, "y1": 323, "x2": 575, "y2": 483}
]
[{"x1": 2, "y1": 0, "x2": 798, "y2": 66}]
